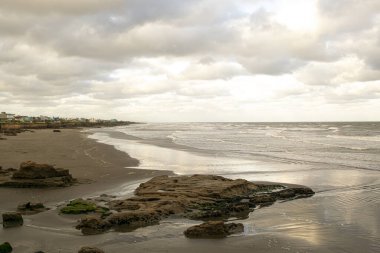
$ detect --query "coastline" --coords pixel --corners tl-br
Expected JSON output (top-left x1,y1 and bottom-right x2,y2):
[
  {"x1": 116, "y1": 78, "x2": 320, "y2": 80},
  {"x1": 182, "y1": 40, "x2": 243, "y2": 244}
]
[
  {"x1": 0, "y1": 129, "x2": 172, "y2": 211},
  {"x1": 1, "y1": 127, "x2": 379, "y2": 253}
]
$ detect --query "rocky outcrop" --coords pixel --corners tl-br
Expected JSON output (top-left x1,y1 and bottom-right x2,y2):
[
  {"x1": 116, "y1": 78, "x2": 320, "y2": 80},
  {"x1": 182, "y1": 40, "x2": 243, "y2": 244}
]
[
  {"x1": 78, "y1": 247, "x2": 105, "y2": 253},
  {"x1": 76, "y1": 175, "x2": 314, "y2": 235},
  {"x1": 60, "y1": 199, "x2": 109, "y2": 215},
  {"x1": 106, "y1": 210, "x2": 161, "y2": 231},
  {"x1": 0, "y1": 161, "x2": 76, "y2": 188},
  {"x1": 17, "y1": 202, "x2": 49, "y2": 215},
  {"x1": 2, "y1": 212, "x2": 23, "y2": 228},
  {"x1": 184, "y1": 221, "x2": 244, "y2": 238},
  {"x1": 0, "y1": 242, "x2": 12, "y2": 253},
  {"x1": 75, "y1": 216, "x2": 111, "y2": 235}
]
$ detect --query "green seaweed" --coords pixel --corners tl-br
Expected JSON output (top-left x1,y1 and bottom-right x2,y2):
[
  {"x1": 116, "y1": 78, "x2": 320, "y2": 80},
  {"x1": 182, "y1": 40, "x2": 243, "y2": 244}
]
[
  {"x1": 60, "y1": 199, "x2": 97, "y2": 214},
  {"x1": 60, "y1": 199, "x2": 110, "y2": 215}
]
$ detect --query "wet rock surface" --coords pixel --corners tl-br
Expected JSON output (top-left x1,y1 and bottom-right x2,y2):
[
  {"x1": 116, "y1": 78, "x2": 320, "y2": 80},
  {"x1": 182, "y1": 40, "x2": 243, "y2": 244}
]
[
  {"x1": 75, "y1": 216, "x2": 111, "y2": 235},
  {"x1": 17, "y1": 202, "x2": 49, "y2": 215},
  {"x1": 2, "y1": 212, "x2": 23, "y2": 228},
  {"x1": 0, "y1": 161, "x2": 76, "y2": 188},
  {"x1": 78, "y1": 247, "x2": 105, "y2": 253},
  {"x1": 77, "y1": 175, "x2": 314, "y2": 235},
  {"x1": 184, "y1": 221, "x2": 244, "y2": 238}
]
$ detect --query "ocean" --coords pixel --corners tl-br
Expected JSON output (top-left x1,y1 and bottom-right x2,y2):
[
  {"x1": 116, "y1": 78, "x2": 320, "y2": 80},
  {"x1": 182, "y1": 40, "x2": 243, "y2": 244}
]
[{"x1": 87, "y1": 122, "x2": 380, "y2": 252}]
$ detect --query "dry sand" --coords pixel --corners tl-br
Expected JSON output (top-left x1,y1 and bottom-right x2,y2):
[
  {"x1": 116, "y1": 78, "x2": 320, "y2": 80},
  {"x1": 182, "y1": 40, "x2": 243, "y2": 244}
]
[{"x1": 0, "y1": 129, "x2": 171, "y2": 210}]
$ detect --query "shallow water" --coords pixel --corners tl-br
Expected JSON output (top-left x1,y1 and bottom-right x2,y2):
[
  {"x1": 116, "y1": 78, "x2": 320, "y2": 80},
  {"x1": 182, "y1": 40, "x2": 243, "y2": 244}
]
[{"x1": 87, "y1": 122, "x2": 380, "y2": 252}]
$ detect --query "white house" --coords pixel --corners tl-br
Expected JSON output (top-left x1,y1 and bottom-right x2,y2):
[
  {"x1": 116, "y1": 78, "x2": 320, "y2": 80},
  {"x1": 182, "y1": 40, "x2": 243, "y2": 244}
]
[{"x1": 0, "y1": 112, "x2": 15, "y2": 120}]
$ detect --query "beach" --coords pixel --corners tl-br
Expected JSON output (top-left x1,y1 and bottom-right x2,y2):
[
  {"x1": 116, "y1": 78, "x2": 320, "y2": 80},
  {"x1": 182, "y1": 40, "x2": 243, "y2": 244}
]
[
  {"x1": 0, "y1": 129, "x2": 171, "y2": 212},
  {"x1": 0, "y1": 125, "x2": 379, "y2": 253}
]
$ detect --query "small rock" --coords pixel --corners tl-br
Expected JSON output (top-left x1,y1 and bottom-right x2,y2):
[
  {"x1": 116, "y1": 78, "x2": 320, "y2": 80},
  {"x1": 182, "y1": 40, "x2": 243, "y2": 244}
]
[
  {"x1": 106, "y1": 210, "x2": 161, "y2": 231},
  {"x1": 53, "y1": 129, "x2": 61, "y2": 133},
  {"x1": 0, "y1": 242, "x2": 12, "y2": 253},
  {"x1": 78, "y1": 247, "x2": 104, "y2": 253},
  {"x1": 184, "y1": 221, "x2": 244, "y2": 239},
  {"x1": 17, "y1": 202, "x2": 48, "y2": 214},
  {"x1": 2, "y1": 212, "x2": 23, "y2": 228},
  {"x1": 76, "y1": 216, "x2": 111, "y2": 235}
]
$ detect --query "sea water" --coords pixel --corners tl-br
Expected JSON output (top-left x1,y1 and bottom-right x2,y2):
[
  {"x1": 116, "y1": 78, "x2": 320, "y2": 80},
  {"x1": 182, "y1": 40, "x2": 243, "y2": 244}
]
[{"x1": 87, "y1": 122, "x2": 380, "y2": 252}]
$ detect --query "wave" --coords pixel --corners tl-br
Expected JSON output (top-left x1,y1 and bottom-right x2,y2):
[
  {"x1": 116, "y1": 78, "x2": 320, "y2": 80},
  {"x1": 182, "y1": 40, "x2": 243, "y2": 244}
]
[{"x1": 327, "y1": 135, "x2": 380, "y2": 142}]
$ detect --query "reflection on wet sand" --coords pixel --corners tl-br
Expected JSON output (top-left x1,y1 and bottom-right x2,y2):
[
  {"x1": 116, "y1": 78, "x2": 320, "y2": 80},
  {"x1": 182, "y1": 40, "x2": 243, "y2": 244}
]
[{"x1": 88, "y1": 131, "x2": 380, "y2": 252}]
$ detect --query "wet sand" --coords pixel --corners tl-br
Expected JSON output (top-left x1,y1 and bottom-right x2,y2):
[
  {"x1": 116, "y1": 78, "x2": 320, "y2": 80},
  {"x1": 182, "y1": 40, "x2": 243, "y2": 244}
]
[
  {"x1": 1, "y1": 128, "x2": 379, "y2": 253},
  {"x1": 0, "y1": 129, "x2": 171, "y2": 210}
]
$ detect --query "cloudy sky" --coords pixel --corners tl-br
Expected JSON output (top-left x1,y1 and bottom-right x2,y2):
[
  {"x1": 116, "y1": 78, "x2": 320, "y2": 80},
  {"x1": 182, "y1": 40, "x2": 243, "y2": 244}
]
[{"x1": 0, "y1": 0, "x2": 379, "y2": 122}]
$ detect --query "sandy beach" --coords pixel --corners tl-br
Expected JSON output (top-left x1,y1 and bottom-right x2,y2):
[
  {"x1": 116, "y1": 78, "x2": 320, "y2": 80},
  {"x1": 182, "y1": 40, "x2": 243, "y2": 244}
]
[
  {"x1": 0, "y1": 127, "x2": 379, "y2": 253},
  {"x1": 0, "y1": 129, "x2": 171, "y2": 210}
]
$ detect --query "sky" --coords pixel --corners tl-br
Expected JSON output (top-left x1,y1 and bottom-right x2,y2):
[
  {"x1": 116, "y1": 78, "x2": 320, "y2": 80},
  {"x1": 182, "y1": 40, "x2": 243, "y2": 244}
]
[{"x1": 0, "y1": 0, "x2": 379, "y2": 122}]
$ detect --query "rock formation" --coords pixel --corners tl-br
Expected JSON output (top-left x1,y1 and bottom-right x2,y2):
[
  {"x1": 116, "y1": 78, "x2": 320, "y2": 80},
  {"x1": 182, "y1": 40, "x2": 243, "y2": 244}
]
[
  {"x1": 78, "y1": 247, "x2": 105, "y2": 253},
  {"x1": 0, "y1": 161, "x2": 76, "y2": 188},
  {"x1": 184, "y1": 221, "x2": 244, "y2": 238},
  {"x1": 60, "y1": 199, "x2": 109, "y2": 215},
  {"x1": 0, "y1": 242, "x2": 12, "y2": 253},
  {"x1": 2, "y1": 212, "x2": 23, "y2": 228},
  {"x1": 17, "y1": 202, "x2": 49, "y2": 215},
  {"x1": 76, "y1": 175, "x2": 314, "y2": 235}
]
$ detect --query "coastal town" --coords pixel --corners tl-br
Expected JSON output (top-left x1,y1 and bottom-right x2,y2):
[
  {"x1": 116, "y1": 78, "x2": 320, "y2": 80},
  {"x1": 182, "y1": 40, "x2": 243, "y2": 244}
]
[{"x1": 0, "y1": 111, "x2": 135, "y2": 133}]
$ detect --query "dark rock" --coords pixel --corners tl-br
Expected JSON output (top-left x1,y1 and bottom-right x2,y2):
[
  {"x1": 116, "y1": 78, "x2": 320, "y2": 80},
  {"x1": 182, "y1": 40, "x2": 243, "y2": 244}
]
[
  {"x1": 2, "y1": 212, "x2": 23, "y2": 228},
  {"x1": 76, "y1": 216, "x2": 111, "y2": 235},
  {"x1": 13, "y1": 161, "x2": 71, "y2": 179},
  {"x1": 0, "y1": 242, "x2": 12, "y2": 253},
  {"x1": 0, "y1": 161, "x2": 76, "y2": 188},
  {"x1": 184, "y1": 221, "x2": 244, "y2": 239},
  {"x1": 78, "y1": 247, "x2": 105, "y2": 253},
  {"x1": 17, "y1": 202, "x2": 48, "y2": 215},
  {"x1": 292, "y1": 187, "x2": 315, "y2": 196},
  {"x1": 106, "y1": 210, "x2": 161, "y2": 232},
  {"x1": 275, "y1": 187, "x2": 315, "y2": 200},
  {"x1": 53, "y1": 129, "x2": 61, "y2": 133},
  {"x1": 250, "y1": 194, "x2": 276, "y2": 204},
  {"x1": 76, "y1": 175, "x2": 314, "y2": 235},
  {"x1": 61, "y1": 199, "x2": 109, "y2": 215}
]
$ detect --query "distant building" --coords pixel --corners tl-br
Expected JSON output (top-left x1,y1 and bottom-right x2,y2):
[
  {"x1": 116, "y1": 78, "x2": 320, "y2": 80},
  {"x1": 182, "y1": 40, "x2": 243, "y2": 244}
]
[
  {"x1": 0, "y1": 112, "x2": 6, "y2": 120},
  {"x1": 0, "y1": 112, "x2": 15, "y2": 120},
  {"x1": 39, "y1": 115, "x2": 50, "y2": 121}
]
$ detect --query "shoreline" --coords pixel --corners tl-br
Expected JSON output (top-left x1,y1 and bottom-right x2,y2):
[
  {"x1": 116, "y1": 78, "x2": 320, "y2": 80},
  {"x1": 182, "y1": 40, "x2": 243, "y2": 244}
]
[
  {"x1": 0, "y1": 128, "x2": 172, "y2": 211},
  {"x1": 1, "y1": 127, "x2": 379, "y2": 253}
]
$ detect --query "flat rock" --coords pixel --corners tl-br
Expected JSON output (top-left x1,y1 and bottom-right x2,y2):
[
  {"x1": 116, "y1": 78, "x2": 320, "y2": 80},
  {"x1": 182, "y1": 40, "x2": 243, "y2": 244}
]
[
  {"x1": 0, "y1": 161, "x2": 76, "y2": 188},
  {"x1": 77, "y1": 175, "x2": 314, "y2": 235},
  {"x1": 184, "y1": 221, "x2": 244, "y2": 239},
  {"x1": 78, "y1": 247, "x2": 105, "y2": 253},
  {"x1": 17, "y1": 202, "x2": 49, "y2": 215}
]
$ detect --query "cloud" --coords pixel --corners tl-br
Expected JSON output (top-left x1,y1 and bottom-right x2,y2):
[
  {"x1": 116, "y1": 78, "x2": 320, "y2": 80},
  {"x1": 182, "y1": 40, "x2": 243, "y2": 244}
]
[
  {"x1": 0, "y1": 0, "x2": 379, "y2": 121},
  {"x1": 295, "y1": 56, "x2": 380, "y2": 86}
]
